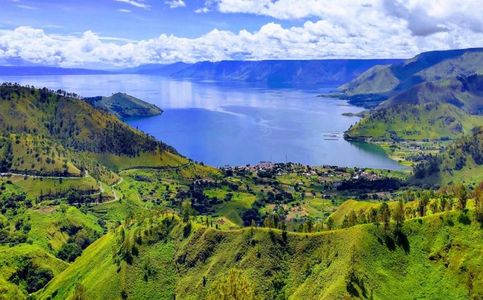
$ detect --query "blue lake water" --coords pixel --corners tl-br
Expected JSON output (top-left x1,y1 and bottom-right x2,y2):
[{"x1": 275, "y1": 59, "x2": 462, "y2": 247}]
[{"x1": 0, "y1": 74, "x2": 402, "y2": 169}]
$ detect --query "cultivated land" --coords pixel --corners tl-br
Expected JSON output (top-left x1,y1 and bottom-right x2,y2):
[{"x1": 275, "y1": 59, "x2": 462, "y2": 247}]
[{"x1": 0, "y1": 47, "x2": 482, "y2": 299}]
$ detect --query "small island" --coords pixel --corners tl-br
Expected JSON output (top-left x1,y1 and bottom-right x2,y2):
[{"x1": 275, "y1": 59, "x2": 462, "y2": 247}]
[{"x1": 85, "y1": 92, "x2": 162, "y2": 119}]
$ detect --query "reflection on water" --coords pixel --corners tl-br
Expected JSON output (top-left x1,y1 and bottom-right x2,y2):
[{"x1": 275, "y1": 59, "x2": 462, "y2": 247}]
[{"x1": 0, "y1": 74, "x2": 403, "y2": 169}]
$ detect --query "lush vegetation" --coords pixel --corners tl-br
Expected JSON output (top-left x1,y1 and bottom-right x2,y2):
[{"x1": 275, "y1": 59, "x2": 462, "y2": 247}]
[{"x1": 0, "y1": 80, "x2": 481, "y2": 299}]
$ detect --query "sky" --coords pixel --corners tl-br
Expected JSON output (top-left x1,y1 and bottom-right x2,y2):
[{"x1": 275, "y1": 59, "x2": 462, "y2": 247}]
[{"x1": 0, "y1": 0, "x2": 482, "y2": 68}]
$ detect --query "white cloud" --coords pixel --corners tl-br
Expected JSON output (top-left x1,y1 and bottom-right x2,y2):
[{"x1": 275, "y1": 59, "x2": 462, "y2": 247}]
[
  {"x1": 114, "y1": 0, "x2": 149, "y2": 9},
  {"x1": 1, "y1": 1, "x2": 483, "y2": 68},
  {"x1": 118, "y1": 8, "x2": 132, "y2": 13},
  {"x1": 195, "y1": 7, "x2": 210, "y2": 13},
  {"x1": 15, "y1": 4, "x2": 36, "y2": 10},
  {"x1": 166, "y1": 0, "x2": 186, "y2": 8}
]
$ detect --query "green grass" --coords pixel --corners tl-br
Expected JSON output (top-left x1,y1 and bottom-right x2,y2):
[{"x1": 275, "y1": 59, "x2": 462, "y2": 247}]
[
  {"x1": 37, "y1": 231, "x2": 120, "y2": 300},
  {"x1": 329, "y1": 199, "x2": 379, "y2": 225},
  {"x1": 205, "y1": 188, "x2": 256, "y2": 226},
  {"x1": 4, "y1": 175, "x2": 99, "y2": 201},
  {"x1": 6, "y1": 134, "x2": 81, "y2": 176},
  {"x1": 37, "y1": 210, "x2": 483, "y2": 299},
  {"x1": 347, "y1": 104, "x2": 483, "y2": 141},
  {"x1": 0, "y1": 243, "x2": 69, "y2": 298},
  {"x1": 26, "y1": 206, "x2": 103, "y2": 253},
  {"x1": 91, "y1": 150, "x2": 188, "y2": 171}
]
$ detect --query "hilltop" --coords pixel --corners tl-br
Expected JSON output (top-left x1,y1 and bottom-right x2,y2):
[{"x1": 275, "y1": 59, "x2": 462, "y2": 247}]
[{"x1": 84, "y1": 92, "x2": 162, "y2": 119}]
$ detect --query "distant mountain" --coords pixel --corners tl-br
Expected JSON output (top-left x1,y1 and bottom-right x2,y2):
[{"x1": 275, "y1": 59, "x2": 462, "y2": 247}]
[
  {"x1": 0, "y1": 66, "x2": 111, "y2": 76},
  {"x1": 84, "y1": 92, "x2": 162, "y2": 119},
  {"x1": 1, "y1": 60, "x2": 403, "y2": 86},
  {"x1": 121, "y1": 62, "x2": 191, "y2": 76},
  {"x1": 342, "y1": 48, "x2": 483, "y2": 141},
  {"x1": 123, "y1": 59, "x2": 403, "y2": 85}
]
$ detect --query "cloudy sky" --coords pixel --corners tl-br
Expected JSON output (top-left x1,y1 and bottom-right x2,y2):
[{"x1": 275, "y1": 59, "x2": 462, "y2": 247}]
[{"x1": 0, "y1": 0, "x2": 482, "y2": 68}]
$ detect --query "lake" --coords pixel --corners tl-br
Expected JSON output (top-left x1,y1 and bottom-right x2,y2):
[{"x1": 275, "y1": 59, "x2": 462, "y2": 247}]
[{"x1": 0, "y1": 74, "x2": 402, "y2": 169}]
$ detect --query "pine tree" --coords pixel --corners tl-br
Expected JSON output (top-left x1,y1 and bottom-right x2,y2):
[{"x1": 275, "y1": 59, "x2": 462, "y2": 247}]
[
  {"x1": 379, "y1": 202, "x2": 391, "y2": 233},
  {"x1": 393, "y1": 199, "x2": 405, "y2": 232}
]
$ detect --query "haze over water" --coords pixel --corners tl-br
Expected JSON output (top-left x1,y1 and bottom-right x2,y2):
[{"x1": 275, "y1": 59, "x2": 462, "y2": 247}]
[{"x1": 0, "y1": 74, "x2": 402, "y2": 169}]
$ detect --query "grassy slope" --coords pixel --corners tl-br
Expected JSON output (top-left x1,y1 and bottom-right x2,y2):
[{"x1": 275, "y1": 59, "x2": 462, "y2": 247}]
[
  {"x1": 341, "y1": 50, "x2": 483, "y2": 143},
  {"x1": 0, "y1": 244, "x2": 69, "y2": 298},
  {"x1": 0, "y1": 85, "x2": 184, "y2": 179},
  {"x1": 339, "y1": 64, "x2": 399, "y2": 95},
  {"x1": 4, "y1": 175, "x2": 99, "y2": 201},
  {"x1": 27, "y1": 206, "x2": 103, "y2": 253},
  {"x1": 346, "y1": 103, "x2": 482, "y2": 141},
  {"x1": 8, "y1": 134, "x2": 81, "y2": 176},
  {"x1": 204, "y1": 188, "x2": 256, "y2": 226},
  {"x1": 39, "y1": 211, "x2": 482, "y2": 299},
  {"x1": 90, "y1": 150, "x2": 188, "y2": 171}
]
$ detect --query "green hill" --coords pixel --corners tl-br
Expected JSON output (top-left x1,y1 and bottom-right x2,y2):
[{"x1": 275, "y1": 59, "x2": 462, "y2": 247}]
[
  {"x1": 38, "y1": 211, "x2": 482, "y2": 299},
  {"x1": 85, "y1": 92, "x2": 162, "y2": 119},
  {"x1": 345, "y1": 74, "x2": 483, "y2": 141},
  {"x1": 339, "y1": 48, "x2": 483, "y2": 103},
  {"x1": 346, "y1": 103, "x2": 482, "y2": 141},
  {"x1": 340, "y1": 49, "x2": 483, "y2": 143},
  {"x1": 339, "y1": 64, "x2": 400, "y2": 96},
  {"x1": 0, "y1": 84, "x2": 184, "y2": 178}
]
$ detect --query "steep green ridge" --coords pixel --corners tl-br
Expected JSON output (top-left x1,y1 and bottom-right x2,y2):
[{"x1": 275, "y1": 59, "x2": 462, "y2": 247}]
[
  {"x1": 340, "y1": 48, "x2": 483, "y2": 100},
  {"x1": 85, "y1": 92, "x2": 162, "y2": 119},
  {"x1": 380, "y1": 74, "x2": 483, "y2": 114},
  {"x1": 38, "y1": 211, "x2": 482, "y2": 299}
]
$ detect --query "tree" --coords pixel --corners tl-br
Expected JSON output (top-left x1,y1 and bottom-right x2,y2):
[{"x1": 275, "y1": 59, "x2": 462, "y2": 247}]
[
  {"x1": 207, "y1": 269, "x2": 255, "y2": 300},
  {"x1": 305, "y1": 218, "x2": 313, "y2": 233},
  {"x1": 72, "y1": 283, "x2": 87, "y2": 300},
  {"x1": 348, "y1": 210, "x2": 358, "y2": 227},
  {"x1": 454, "y1": 184, "x2": 469, "y2": 210},
  {"x1": 342, "y1": 215, "x2": 349, "y2": 228},
  {"x1": 393, "y1": 199, "x2": 405, "y2": 231},
  {"x1": 418, "y1": 192, "x2": 430, "y2": 217},
  {"x1": 379, "y1": 202, "x2": 391, "y2": 232},
  {"x1": 326, "y1": 217, "x2": 334, "y2": 230},
  {"x1": 358, "y1": 209, "x2": 367, "y2": 224},
  {"x1": 475, "y1": 181, "x2": 483, "y2": 223},
  {"x1": 368, "y1": 207, "x2": 378, "y2": 224},
  {"x1": 181, "y1": 200, "x2": 193, "y2": 222}
]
